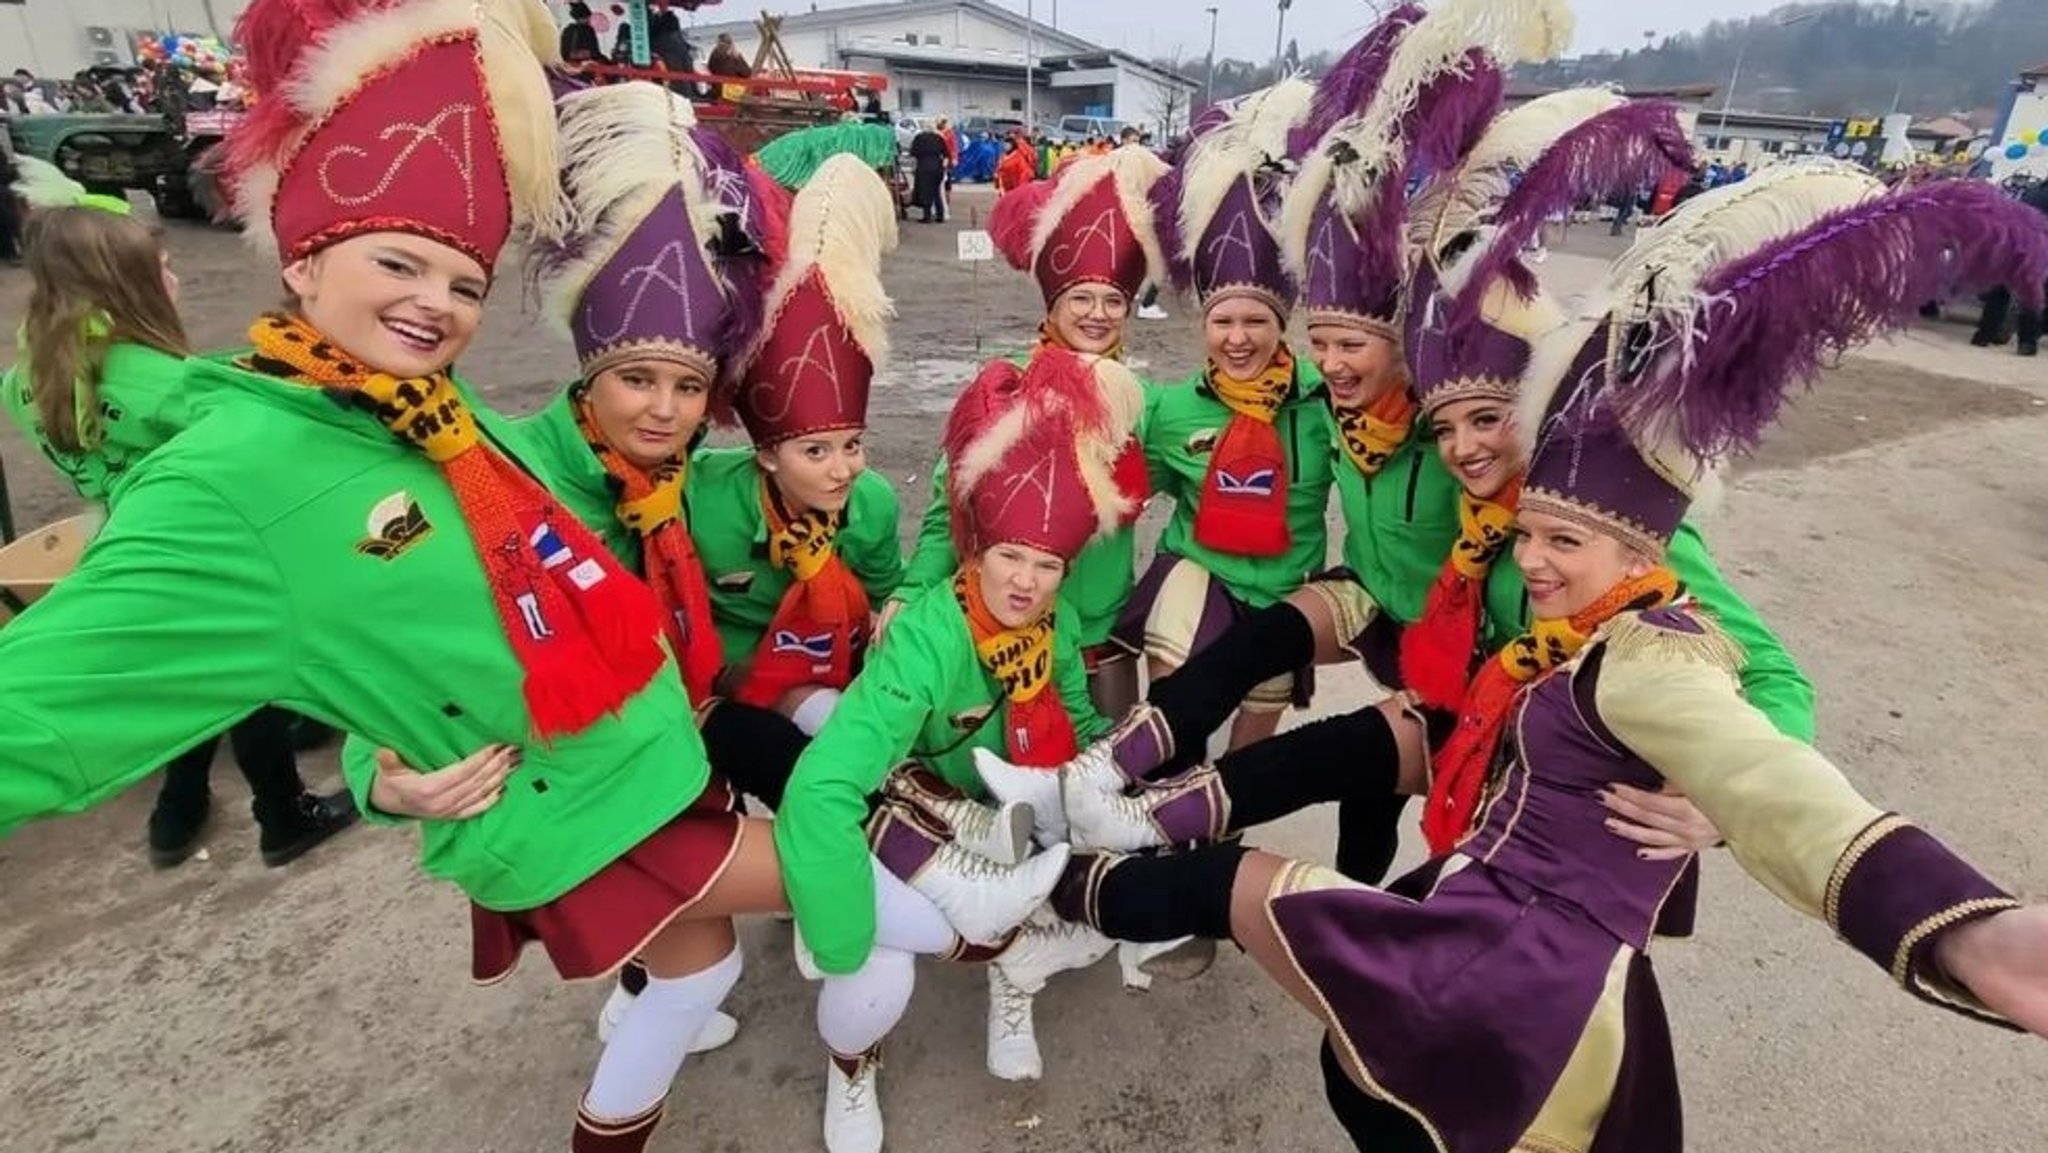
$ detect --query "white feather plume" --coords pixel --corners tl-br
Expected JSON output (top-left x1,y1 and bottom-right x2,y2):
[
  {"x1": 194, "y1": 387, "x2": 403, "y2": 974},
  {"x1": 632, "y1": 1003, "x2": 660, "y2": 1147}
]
[
  {"x1": 1410, "y1": 86, "x2": 1627, "y2": 258},
  {"x1": 539, "y1": 82, "x2": 708, "y2": 334},
  {"x1": 747, "y1": 152, "x2": 900, "y2": 376},
  {"x1": 1174, "y1": 77, "x2": 1316, "y2": 267},
  {"x1": 9, "y1": 155, "x2": 89, "y2": 210}
]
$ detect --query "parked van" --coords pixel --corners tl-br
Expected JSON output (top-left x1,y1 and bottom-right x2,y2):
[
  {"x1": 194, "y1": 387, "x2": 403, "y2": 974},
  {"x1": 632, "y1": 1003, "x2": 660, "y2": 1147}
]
[{"x1": 1055, "y1": 114, "x2": 1130, "y2": 144}]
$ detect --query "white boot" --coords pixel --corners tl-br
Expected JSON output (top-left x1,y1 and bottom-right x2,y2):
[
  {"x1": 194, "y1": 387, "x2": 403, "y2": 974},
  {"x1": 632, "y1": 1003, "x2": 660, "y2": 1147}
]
[
  {"x1": 996, "y1": 910, "x2": 1116, "y2": 994},
  {"x1": 971, "y1": 747, "x2": 1068, "y2": 845},
  {"x1": 922, "y1": 791, "x2": 1035, "y2": 867},
  {"x1": 910, "y1": 842, "x2": 1072, "y2": 945},
  {"x1": 596, "y1": 984, "x2": 740, "y2": 1052},
  {"x1": 1062, "y1": 769, "x2": 1166, "y2": 852},
  {"x1": 985, "y1": 964, "x2": 1044, "y2": 1081},
  {"x1": 823, "y1": 1050, "x2": 885, "y2": 1153}
]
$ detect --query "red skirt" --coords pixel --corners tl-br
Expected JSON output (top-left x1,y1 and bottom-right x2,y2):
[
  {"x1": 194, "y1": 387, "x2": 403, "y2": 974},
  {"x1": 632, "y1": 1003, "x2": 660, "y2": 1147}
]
[{"x1": 470, "y1": 777, "x2": 743, "y2": 984}]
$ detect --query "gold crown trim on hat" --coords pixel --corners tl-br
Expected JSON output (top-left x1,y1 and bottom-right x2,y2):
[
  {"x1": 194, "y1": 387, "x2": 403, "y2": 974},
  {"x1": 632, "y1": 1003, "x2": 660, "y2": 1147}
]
[
  {"x1": 1519, "y1": 485, "x2": 1669, "y2": 560},
  {"x1": 1305, "y1": 309, "x2": 1402, "y2": 342},
  {"x1": 1200, "y1": 282, "x2": 1292, "y2": 319},
  {"x1": 579, "y1": 338, "x2": 719, "y2": 385},
  {"x1": 1420, "y1": 375, "x2": 1519, "y2": 416}
]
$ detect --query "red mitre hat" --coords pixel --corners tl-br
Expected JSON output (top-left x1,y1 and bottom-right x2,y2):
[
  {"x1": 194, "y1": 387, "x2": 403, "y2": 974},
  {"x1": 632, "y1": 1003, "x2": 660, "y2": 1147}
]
[
  {"x1": 224, "y1": 0, "x2": 563, "y2": 274},
  {"x1": 989, "y1": 148, "x2": 1168, "y2": 309},
  {"x1": 945, "y1": 348, "x2": 1144, "y2": 562},
  {"x1": 728, "y1": 154, "x2": 897, "y2": 446}
]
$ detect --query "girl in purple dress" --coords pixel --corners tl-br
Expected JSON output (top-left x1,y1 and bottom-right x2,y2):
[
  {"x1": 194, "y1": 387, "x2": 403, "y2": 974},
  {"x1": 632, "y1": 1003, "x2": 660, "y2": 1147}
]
[{"x1": 1019, "y1": 167, "x2": 2048, "y2": 1152}]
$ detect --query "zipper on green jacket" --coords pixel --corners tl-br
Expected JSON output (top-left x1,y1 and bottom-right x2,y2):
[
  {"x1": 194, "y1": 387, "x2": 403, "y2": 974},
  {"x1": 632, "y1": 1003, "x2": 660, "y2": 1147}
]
[{"x1": 1403, "y1": 453, "x2": 1423, "y2": 522}]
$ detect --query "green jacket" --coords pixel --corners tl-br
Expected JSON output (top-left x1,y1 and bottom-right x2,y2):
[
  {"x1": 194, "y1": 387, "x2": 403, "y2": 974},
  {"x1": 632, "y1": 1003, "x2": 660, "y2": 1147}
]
[
  {"x1": 2, "y1": 342, "x2": 203, "y2": 505},
  {"x1": 1482, "y1": 520, "x2": 1817, "y2": 742},
  {"x1": 502, "y1": 389, "x2": 641, "y2": 569},
  {"x1": 0, "y1": 359, "x2": 715, "y2": 911},
  {"x1": 899, "y1": 350, "x2": 1147, "y2": 649},
  {"x1": 1331, "y1": 427, "x2": 1462, "y2": 626},
  {"x1": 685, "y1": 446, "x2": 904, "y2": 664},
  {"x1": 775, "y1": 581, "x2": 1108, "y2": 975},
  {"x1": 1142, "y1": 357, "x2": 1336, "y2": 608}
]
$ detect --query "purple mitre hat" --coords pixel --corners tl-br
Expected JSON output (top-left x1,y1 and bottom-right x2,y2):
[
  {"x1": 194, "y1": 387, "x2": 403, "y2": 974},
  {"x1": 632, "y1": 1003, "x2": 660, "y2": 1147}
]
[
  {"x1": 1517, "y1": 164, "x2": 2048, "y2": 559},
  {"x1": 535, "y1": 82, "x2": 777, "y2": 384},
  {"x1": 1156, "y1": 79, "x2": 1314, "y2": 321}
]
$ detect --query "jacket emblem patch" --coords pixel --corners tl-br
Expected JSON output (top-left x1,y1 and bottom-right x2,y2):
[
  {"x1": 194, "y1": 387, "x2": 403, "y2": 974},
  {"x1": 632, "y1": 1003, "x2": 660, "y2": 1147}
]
[{"x1": 357, "y1": 491, "x2": 432, "y2": 560}]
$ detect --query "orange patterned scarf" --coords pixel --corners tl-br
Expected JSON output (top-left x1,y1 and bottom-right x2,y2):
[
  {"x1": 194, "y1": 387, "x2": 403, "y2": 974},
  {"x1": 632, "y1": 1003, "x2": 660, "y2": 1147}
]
[
  {"x1": 1422, "y1": 566, "x2": 1682, "y2": 855},
  {"x1": 1332, "y1": 386, "x2": 1417, "y2": 478},
  {"x1": 1195, "y1": 347, "x2": 1295, "y2": 557},
  {"x1": 570, "y1": 396, "x2": 723, "y2": 704},
  {"x1": 246, "y1": 313, "x2": 664, "y2": 739},
  {"x1": 1399, "y1": 475, "x2": 1524, "y2": 712},
  {"x1": 734, "y1": 477, "x2": 873, "y2": 708},
  {"x1": 956, "y1": 567, "x2": 1077, "y2": 766}
]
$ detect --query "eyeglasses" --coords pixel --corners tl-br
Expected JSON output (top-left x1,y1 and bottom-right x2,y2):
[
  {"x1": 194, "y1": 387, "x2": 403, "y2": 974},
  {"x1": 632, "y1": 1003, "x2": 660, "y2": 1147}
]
[{"x1": 1061, "y1": 291, "x2": 1130, "y2": 318}]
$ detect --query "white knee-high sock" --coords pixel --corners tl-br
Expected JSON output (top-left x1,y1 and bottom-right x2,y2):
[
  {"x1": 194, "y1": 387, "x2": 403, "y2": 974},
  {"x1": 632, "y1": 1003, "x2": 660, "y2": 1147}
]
[
  {"x1": 870, "y1": 856, "x2": 955, "y2": 954},
  {"x1": 817, "y1": 945, "x2": 917, "y2": 1056},
  {"x1": 583, "y1": 946, "x2": 743, "y2": 1120},
  {"x1": 789, "y1": 689, "x2": 844, "y2": 736}
]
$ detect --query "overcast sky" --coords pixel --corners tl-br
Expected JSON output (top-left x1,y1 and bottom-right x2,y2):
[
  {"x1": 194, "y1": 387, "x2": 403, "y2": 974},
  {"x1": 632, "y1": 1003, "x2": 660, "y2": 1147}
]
[{"x1": 753, "y1": 1, "x2": 1814, "y2": 62}]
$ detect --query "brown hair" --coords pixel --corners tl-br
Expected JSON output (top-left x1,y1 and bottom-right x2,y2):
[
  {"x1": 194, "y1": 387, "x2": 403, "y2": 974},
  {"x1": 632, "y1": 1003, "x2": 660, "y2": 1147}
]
[{"x1": 21, "y1": 206, "x2": 189, "y2": 453}]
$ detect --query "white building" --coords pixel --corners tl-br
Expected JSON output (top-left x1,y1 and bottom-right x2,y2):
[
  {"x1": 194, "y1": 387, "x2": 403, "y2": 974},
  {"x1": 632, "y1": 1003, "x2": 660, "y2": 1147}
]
[
  {"x1": 682, "y1": 0, "x2": 1199, "y2": 138},
  {"x1": 1, "y1": 0, "x2": 246, "y2": 76}
]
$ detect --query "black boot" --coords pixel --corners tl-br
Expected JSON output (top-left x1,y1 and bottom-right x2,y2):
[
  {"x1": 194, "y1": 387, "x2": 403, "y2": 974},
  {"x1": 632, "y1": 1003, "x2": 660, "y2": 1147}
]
[
  {"x1": 1136, "y1": 600, "x2": 1319, "y2": 777},
  {"x1": 1334, "y1": 793, "x2": 1411, "y2": 885},
  {"x1": 1051, "y1": 841, "x2": 1247, "y2": 944},
  {"x1": 699, "y1": 699, "x2": 809, "y2": 810},
  {"x1": 1320, "y1": 1034, "x2": 1437, "y2": 1152},
  {"x1": 147, "y1": 738, "x2": 221, "y2": 868},
  {"x1": 1212, "y1": 707, "x2": 1401, "y2": 830},
  {"x1": 256, "y1": 790, "x2": 360, "y2": 868}
]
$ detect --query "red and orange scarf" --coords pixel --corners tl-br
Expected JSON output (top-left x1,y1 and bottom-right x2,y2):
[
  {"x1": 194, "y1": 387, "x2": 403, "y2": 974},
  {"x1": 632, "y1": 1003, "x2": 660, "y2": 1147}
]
[
  {"x1": 1399, "y1": 475, "x2": 1523, "y2": 712},
  {"x1": 956, "y1": 567, "x2": 1078, "y2": 766},
  {"x1": 1194, "y1": 347, "x2": 1295, "y2": 557},
  {"x1": 1422, "y1": 567, "x2": 1682, "y2": 855},
  {"x1": 570, "y1": 397, "x2": 723, "y2": 704},
  {"x1": 734, "y1": 478, "x2": 873, "y2": 708},
  {"x1": 1332, "y1": 386, "x2": 1417, "y2": 478},
  {"x1": 247, "y1": 313, "x2": 664, "y2": 739}
]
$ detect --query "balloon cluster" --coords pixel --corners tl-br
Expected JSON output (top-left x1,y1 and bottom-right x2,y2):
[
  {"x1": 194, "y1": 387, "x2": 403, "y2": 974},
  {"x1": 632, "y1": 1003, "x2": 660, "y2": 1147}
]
[
  {"x1": 2000, "y1": 128, "x2": 2048, "y2": 162},
  {"x1": 132, "y1": 32, "x2": 237, "y2": 77}
]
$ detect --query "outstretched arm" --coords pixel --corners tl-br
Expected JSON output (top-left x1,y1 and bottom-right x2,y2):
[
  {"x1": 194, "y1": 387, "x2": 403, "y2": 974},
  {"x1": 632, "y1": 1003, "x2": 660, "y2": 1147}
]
[
  {"x1": 0, "y1": 467, "x2": 294, "y2": 835},
  {"x1": 1595, "y1": 614, "x2": 2028, "y2": 1030}
]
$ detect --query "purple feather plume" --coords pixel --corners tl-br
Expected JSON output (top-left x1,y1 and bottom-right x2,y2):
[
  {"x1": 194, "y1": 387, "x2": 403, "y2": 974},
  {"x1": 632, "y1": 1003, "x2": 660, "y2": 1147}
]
[
  {"x1": 690, "y1": 125, "x2": 773, "y2": 375},
  {"x1": 1614, "y1": 180, "x2": 2048, "y2": 461},
  {"x1": 1286, "y1": 3, "x2": 1426, "y2": 158},
  {"x1": 1447, "y1": 100, "x2": 1694, "y2": 334},
  {"x1": 1152, "y1": 156, "x2": 1195, "y2": 291},
  {"x1": 1401, "y1": 51, "x2": 1505, "y2": 185}
]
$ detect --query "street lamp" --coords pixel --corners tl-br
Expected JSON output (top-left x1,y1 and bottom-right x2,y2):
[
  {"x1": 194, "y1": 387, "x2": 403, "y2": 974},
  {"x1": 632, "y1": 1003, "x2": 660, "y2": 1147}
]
[
  {"x1": 1272, "y1": 0, "x2": 1292, "y2": 81},
  {"x1": 1715, "y1": 11, "x2": 1819, "y2": 157},
  {"x1": 1024, "y1": 0, "x2": 1035, "y2": 133},
  {"x1": 1204, "y1": 6, "x2": 1219, "y2": 108}
]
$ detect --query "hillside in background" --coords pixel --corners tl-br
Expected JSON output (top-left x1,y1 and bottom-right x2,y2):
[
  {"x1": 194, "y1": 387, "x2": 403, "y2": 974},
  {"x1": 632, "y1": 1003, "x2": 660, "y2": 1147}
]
[{"x1": 1171, "y1": 0, "x2": 2047, "y2": 120}]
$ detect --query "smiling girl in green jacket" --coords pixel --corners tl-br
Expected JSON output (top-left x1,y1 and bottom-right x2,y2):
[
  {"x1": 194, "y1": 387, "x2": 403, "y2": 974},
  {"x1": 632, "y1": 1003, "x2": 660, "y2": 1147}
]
[{"x1": 0, "y1": 20, "x2": 1050, "y2": 1153}]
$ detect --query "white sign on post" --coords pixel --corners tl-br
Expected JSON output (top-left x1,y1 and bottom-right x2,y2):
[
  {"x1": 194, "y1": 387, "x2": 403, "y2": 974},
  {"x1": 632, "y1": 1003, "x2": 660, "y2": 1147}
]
[{"x1": 956, "y1": 230, "x2": 996, "y2": 262}]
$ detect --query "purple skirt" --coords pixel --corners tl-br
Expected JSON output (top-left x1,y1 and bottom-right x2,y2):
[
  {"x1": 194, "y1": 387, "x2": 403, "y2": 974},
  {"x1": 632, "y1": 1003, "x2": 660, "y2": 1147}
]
[{"x1": 1268, "y1": 860, "x2": 1682, "y2": 1153}]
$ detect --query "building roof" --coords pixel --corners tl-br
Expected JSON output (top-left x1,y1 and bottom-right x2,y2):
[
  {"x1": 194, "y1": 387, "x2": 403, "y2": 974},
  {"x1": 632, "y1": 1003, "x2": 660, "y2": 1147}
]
[
  {"x1": 1912, "y1": 115, "x2": 1976, "y2": 141},
  {"x1": 688, "y1": 0, "x2": 1094, "y2": 56},
  {"x1": 2022, "y1": 60, "x2": 2048, "y2": 79}
]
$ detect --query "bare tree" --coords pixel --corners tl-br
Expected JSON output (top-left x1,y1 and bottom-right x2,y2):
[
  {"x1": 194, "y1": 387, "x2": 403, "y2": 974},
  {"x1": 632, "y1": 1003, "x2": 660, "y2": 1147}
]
[{"x1": 1148, "y1": 45, "x2": 1193, "y2": 141}]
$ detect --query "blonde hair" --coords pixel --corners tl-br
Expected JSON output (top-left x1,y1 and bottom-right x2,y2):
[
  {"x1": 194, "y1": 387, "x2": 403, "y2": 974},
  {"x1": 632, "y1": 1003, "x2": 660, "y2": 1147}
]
[{"x1": 21, "y1": 207, "x2": 189, "y2": 454}]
